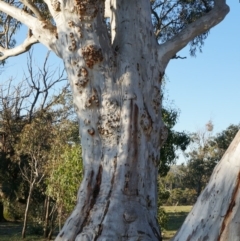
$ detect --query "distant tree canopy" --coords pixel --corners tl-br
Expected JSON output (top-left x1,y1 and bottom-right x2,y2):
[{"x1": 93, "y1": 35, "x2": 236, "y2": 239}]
[{"x1": 160, "y1": 123, "x2": 240, "y2": 205}]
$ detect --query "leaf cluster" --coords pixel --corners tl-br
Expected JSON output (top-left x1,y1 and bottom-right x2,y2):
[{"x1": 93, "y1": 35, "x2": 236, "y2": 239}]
[
  {"x1": 160, "y1": 107, "x2": 190, "y2": 176},
  {"x1": 151, "y1": 0, "x2": 213, "y2": 55}
]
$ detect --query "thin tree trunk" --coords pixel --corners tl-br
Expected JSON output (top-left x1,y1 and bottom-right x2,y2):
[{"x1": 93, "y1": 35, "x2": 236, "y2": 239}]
[
  {"x1": 48, "y1": 204, "x2": 57, "y2": 240},
  {"x1": 0, "y1": 201, "x2": 6, "y2": 222},
  {"x1": 43, "y1": 196, "x2": 50, "y2": 238},
  {"x1": 43, "y1": 196, "x2": 48, "y2": 222},
  {"x1": 58, "y1": 206, "x2": 62, "y2": 233},
  {"x1": 22, "y1": 182, "x2": 34, "y2": 239}
]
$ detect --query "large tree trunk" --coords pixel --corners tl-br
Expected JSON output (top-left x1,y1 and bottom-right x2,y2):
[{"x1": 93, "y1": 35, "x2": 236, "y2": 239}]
[
  {"x1": 0, "y1": 0, "x2": 230, "y2": 240},
  {"x1": 172, "y1": 130, "x2": 240, "y2": 241},
  {"x1": 55, "y1": 1, "x2": 166, "y2": 240}
]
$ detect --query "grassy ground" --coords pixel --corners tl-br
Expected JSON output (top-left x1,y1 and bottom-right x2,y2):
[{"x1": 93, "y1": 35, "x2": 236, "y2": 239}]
[
  {"x1": 0, "y1": 206, "x2": 192, "y2": 241},
  {"x1": 162, "y1": 205, "x2": 192, "y2": 241},
  {"x1": 0, "y1": 222, "x2": 54, "y2": 241}
]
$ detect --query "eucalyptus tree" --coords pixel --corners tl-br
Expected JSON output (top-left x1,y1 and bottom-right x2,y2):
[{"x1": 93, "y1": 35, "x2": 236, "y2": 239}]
[
  {"x1": 0, "y1": 51, "x2": 67, "y2": 228},
  {"x1": 0, "y1": 0, "x2": 230, "y2": 240}
]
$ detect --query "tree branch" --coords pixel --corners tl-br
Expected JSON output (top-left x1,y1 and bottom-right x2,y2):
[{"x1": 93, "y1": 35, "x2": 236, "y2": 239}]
[
  {"x1": 0, "y1": 0, "x2": 57, "y2": 51},
  {"x1": 158, "y1": 0, "x2": 230, "y2": 65},
  {"x1": 0, "y1": 0, "x2": 40, "y2": 30},
  {"x1": 20, "y1": 0, "x2": 45, "y2": 21},
  {"x1": 0, "y1": 35, "x2": 38, "y2": 61}
]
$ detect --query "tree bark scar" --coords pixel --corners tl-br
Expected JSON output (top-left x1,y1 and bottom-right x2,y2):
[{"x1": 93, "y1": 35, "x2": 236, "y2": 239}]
[
  {"x1": 93, "y1": 164, "x2": 103, "y2": 199},
  {"x1": 218, "y1": 171, "x2": 240, "y2": 240},
  {"x1": 158, "y1": 71, "x2": 164, "y2": 83},
  {"x1": 123, "y1": 101, "x2": 139, "y2": 196},
  {"x1": 94, "y1": 157, "x2": 117, "y2": 240},
  {"x1": 185, "y1": 227, "x2": 198, "y2": 241},
  {"x1": 131, "y1": 102, "x2": 139, "y2": 162},
  {"x1": 87, "y1": 170, "x2": 94, "y2": 188},
  {"x1": 79, "y1": 165, "x2": 103, "y2": 233},
  {"x1": 148, "y1": 221, "x2": 162, "y2": 241}
]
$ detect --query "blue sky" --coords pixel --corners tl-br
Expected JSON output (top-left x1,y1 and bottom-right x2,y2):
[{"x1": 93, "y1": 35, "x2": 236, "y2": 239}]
[
  {"x1": 165, "y1": 0, "x2": 240, "y2": 135},
  {"x1": 1, "y1": 0, "x2": 239, "y2": 137}
]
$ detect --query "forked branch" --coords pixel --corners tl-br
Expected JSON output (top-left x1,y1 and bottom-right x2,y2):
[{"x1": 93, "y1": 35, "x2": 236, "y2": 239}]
[
  {"x1": 0, "y1": 0, "x2": 56, "y2": 50},
  {"x1": 0, "y1": 0, "x2": 40, "y2": 30},
  {"x1": 159, "y1": 0, "x2": 229, "y2": 65},
  {"x1": 0, "y1": 35, "x2": 38, "y2": 61}
]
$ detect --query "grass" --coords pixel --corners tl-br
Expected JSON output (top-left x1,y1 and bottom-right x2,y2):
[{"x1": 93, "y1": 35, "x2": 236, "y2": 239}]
[
  {"x1": 0, "y1": 206, "x2": 192, "y2": 241},
  {"x1": 0, "y1": 222, "x2": 54, "y2": 241},
  {"x1": 0, "y1": 234, "x2": 48, "y2": 241},
  {"x1": 162, "y1": 205, "x2": 192, "y2": 241}
]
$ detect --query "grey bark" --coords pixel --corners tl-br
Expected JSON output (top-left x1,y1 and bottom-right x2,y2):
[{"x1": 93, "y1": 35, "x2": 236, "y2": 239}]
[
  {"x1": 172, "y1": 131, "x2": 240, "y2": 241},
  {"x1": 0, "y1": 0, "x2": 230, "y2": 240}
]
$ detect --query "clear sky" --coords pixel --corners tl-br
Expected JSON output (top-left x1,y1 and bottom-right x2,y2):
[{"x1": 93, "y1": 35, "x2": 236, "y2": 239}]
[
  {"x1": 1, "y1": 0, "x2": 239, "y2": 137},
  {"x1": 165, "y1": 0, "x2": 240, "y2": 135}
]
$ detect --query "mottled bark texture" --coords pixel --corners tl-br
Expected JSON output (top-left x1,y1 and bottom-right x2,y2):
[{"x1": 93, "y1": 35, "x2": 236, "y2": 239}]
[
  {"x1": 55, "y1": 2, "x2": 166, "y2": 240},
  {"x1": 172, "y1": 131, "x2": 240, "y2": 241},
  {"x1": 0, "y1": 0, "x2": 230, "y2": 240}
]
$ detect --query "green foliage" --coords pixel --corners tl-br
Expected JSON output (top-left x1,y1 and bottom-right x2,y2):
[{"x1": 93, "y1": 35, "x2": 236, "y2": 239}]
[
  {"x1": 166, "y1": 188, "x2": 196, "y2": 206},
  {"x1": 46, "y1": 144, "x2": 83, "y2": 213},
  {"x1": 209, "y1": 124, "x2": 240, "y2": 159},
  {"x1": 158, "y1": 207, "x2": 169, "y2": 230},
  {"x1": 15, "y1": 113, "x2": 53, "y2": 160},
  {"x1": 184, "y1": 123, "x2": 240, "y2": 196},
  {"x1": 28, "y1": 223, "x2": 44, "y2": 235},
  {"x1": 157, "y1": 179, "x2": 170, "y2": 228},
  {"x1": 151, "y1": 0, "x2": 213, "y2": 56},
  {"x1": 160, "y1": 108, "x2": 190, "y2": 176},
  {"x1": 160, "y1": 123, "x2": 240, "y2": 207}
]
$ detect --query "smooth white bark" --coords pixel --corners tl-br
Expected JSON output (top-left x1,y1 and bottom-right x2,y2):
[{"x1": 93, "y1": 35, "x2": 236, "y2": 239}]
[
  {"x1": 172, "y1": 131, "x2": 240, "y2": 241},
  {"x1": 0, "y1": 0, "x2": 58, "y2": 56},
  {"x1": 0, "y1": 35, "x2": 38, "y2": 60}
]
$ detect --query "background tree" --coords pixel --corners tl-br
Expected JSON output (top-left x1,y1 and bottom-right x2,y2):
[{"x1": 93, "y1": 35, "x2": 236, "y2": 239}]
[
  {"x1": 46, "y1": 143, "x2": 83, "y2": 231},
  {"x1": 0, "y1": 0, "x2": 230, "y2": 240},
  {"x1": 173, "y1": 128, "x2": 240, "y2": 241},
  {"x1": 16, "y1": 114, "x2": 53, "y2": 238},
  {"x1": 184, "y1": 123, "x2": 240, "y2": 197},
  {"x1": 183, "y1": 122, "x2": 216, "y2": 197},
  {"x1": 0, "y1": 51, "x2": 67, "y2": 231},
  {"x1": 160, "y1": 107, "x2": 190, "y2": 176},
  {"x1": 208, "y1": 124, "x2": 240, "y2": 161},
  {"x1": 160, "y1": 123, "x2": 240, "y2": 207}
]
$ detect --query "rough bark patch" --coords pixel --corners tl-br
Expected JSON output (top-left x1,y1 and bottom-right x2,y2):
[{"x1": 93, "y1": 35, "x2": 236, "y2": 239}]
[
  {"x1": 78, "y1": 165, "x2": 103, "y2": 234},
  {"x1": 218, "y1": 171, "x2": 240, "y2": 240}
]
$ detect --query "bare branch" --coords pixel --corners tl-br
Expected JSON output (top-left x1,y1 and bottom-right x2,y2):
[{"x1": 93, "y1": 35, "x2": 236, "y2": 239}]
[
  {"x1": 0, "y1": 35, "x2": 38, "y2": 61},
  {"x1": 158, "y1": 0, "x2": 229, "y2": 65}
]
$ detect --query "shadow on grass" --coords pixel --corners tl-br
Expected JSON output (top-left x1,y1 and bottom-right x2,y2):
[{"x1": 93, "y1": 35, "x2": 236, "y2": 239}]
[
  {"x1": 166, "y1": 211, "x2": 189, "y2": 231},
  {"x1": 0, "y1": 222, "x2": 55, "y2": 241}
]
